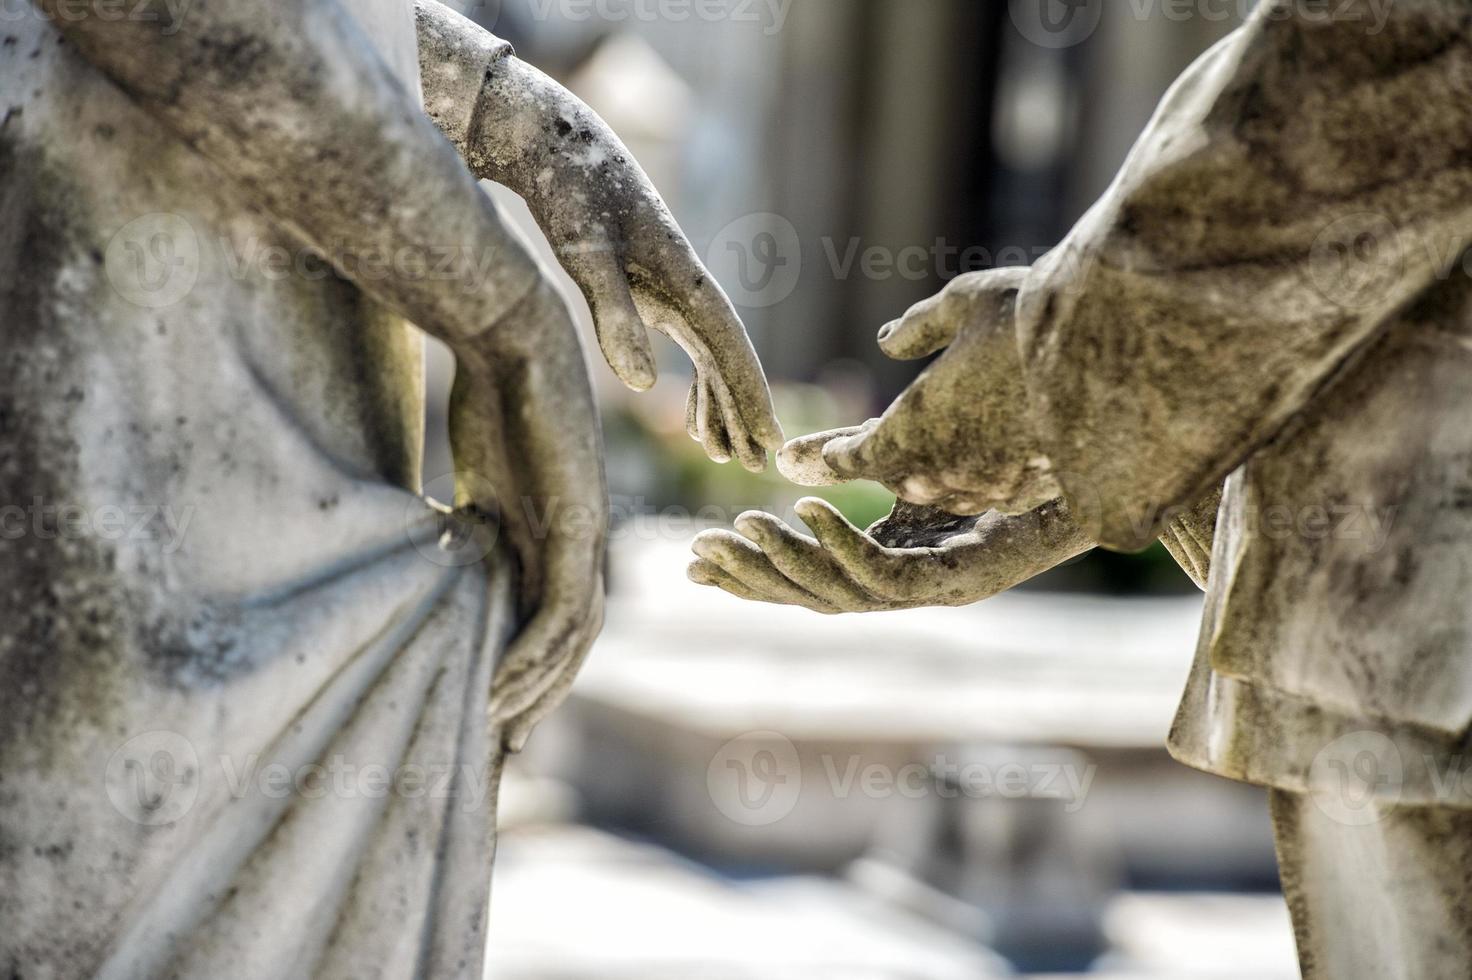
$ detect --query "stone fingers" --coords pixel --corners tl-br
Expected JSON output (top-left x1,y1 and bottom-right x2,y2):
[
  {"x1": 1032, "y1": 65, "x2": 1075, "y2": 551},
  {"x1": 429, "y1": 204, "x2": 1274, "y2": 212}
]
[
  {"x1": 689, "y1": 530, "x2": 839, "y2": 613},
  {"x1": 560, "y1": 241, "x2": 658, "y2": 392},
  {"x1": 732, "y1": 512, "x2": 892, "y2": 612}
]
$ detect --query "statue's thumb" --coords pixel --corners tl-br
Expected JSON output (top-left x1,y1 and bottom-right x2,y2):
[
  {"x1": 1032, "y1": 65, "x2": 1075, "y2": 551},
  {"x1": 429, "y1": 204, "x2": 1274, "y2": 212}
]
[{"x1": 876, "y1": 305, "x2": 959, "y2": 361}]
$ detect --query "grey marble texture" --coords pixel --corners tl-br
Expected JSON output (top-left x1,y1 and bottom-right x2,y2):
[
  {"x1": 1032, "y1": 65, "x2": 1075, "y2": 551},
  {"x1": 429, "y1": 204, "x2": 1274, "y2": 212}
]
[{"x1": 1, "y1": 0, "x2": 774, "y2": 975}]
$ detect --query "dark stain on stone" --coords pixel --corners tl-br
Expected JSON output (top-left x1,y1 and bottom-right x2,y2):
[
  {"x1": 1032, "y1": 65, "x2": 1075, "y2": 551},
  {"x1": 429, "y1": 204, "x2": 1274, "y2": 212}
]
[{"x1": 0, "y1": 134, "x2": 130, "y2": 750}]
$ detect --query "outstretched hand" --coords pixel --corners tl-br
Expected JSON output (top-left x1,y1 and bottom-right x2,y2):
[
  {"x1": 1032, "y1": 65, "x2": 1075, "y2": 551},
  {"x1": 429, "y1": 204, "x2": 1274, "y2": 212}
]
[
  {"x1": 688, "y1": 497, "x2": 1092, "y2": 613},
  {"x1": 783, "y1": 268, "x2": 1059, "y2": 515},
  {"x1": 471, "y1": 57, "x2": 783, "y2": 470}
]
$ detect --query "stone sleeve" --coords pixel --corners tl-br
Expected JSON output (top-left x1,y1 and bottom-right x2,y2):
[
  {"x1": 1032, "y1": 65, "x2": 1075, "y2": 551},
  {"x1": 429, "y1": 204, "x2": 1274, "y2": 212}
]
[
  {"x1": 414, "y1": 1, "x2": 515, "y2": 159},
  {"x1": 1015, "y1": 0, "x2": 1472, "y2": 551}
]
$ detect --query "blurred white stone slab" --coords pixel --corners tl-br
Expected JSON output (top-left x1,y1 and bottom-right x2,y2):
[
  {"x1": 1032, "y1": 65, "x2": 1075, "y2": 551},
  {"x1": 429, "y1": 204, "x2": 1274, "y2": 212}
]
[
  {"x1": 486, "y1": 825, "x2": 1009, "y2": 979},
  {"x1": 1092, "y1": 892, "x2": 1298, "y2": 978},
  {"x1": 587, "y1": 531, "x2": 1205, "y2": 749}
]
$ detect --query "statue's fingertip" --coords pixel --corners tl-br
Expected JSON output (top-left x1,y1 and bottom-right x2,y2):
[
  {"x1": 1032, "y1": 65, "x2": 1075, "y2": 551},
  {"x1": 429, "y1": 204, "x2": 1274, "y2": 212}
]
[
  {"x1": 733, "y1": 512, "x2": 769, "y2": 542},
  {"x1": 793, "y1": 496, "x2": 831, "y2": 522},
  {"x1": 618, "y1": 355, "x2": 658, "y2": 393},
  {"x1": 757, "y1": 416, "x2": 787, "y2": 452}
]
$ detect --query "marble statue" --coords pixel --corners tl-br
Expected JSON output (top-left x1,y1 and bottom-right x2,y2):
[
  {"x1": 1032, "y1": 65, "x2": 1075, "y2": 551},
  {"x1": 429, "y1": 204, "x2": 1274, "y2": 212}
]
[
  {"x1": 0, "y1": 0, "x2": 778, "y2": 975},
  {"x1": 693, "y1": 3, "x2": 1472, "y2": 977}
]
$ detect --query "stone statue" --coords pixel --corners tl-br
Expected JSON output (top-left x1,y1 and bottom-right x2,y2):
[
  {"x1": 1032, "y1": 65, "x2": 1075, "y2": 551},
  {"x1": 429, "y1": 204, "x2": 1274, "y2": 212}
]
[
  {"x1": 0, "y1": 0, "x2": 778, "y2": 975},
  {"x1": 693, "y1": 3, "x2": 1472, "y2": 977}
]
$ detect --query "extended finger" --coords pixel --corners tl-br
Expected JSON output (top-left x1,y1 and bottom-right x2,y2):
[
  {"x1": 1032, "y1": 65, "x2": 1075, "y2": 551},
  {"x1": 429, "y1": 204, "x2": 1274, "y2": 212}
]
[
  {"x1": 792, "y1": 497, "x2": 910, "y2": 600},
  {"x1": 562, "y1": 243, "x2": 658, "y2": 392},
  {"x1": 877, "y1": 290, "x2": 958, "y2": 361},
  {"x1": 732, "y1": 511, "x2": 883, "y2": 611},
  {"x1": 630, "y1": 240, "x2": 784, "y2": 451},
  {"x1": 687, "y1": 556, "x2": 810, "y2": 609},
  {"x1": 821, "y1": 420, "x2": 900, "y2": 483},
  {"x1": 695, "y1": 380, "x2": 733, "y2": 464},
  {"x1": 692, "y1": 529, "x2": 837, "y2": 612},
  {"x1": 776, "y1": 424, "x2": 874, "y2": 487},
  {"x1": 704, "y1": 373, "x2": 768, "y2": 473}
]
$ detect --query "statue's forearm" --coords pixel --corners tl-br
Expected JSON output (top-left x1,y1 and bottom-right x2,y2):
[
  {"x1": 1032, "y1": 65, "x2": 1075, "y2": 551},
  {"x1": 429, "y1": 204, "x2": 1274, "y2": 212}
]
[
  {"x1": 414, "y1": 0, "x2": 667, "y2": 241},
  {"x1": 42, "y1": 0, "x2": 541, "y2": 353},
  {"x1": 414, "y1": 0, "x2": 515, "y2": 164}
]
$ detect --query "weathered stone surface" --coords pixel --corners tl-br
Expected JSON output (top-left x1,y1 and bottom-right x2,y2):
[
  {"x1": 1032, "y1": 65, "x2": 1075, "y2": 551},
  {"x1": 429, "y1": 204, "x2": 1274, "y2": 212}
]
[
  {"x1": 693, "y1": 3, "x2": 1472, "y2": 976},
  {"x1": 1, "y1": 0, "x2": 774, "y2": 975}
]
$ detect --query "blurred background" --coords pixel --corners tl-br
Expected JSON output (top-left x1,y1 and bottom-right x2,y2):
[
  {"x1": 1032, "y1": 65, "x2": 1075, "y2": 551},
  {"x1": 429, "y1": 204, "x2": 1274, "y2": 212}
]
[{"x1": 429, "y1": 1, "x2": 1297, "y2": 976}]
